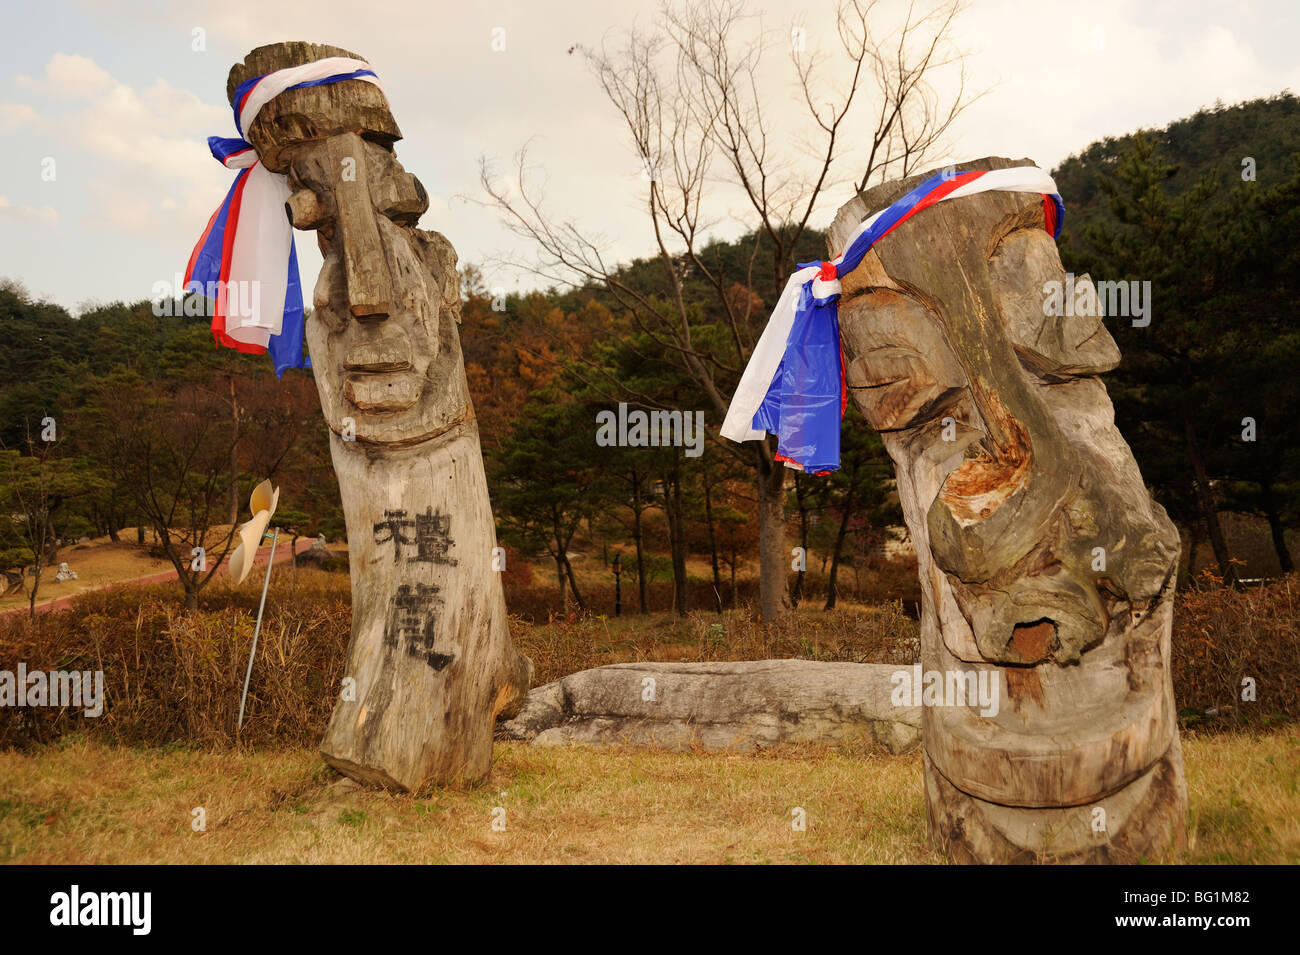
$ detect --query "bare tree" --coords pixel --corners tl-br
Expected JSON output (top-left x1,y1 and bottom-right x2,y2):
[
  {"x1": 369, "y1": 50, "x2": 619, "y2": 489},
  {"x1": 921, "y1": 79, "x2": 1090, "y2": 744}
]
[
  {"x1": 481, "y1": 0, "x2": 976, "y2": 622},
  {"x1": 77, "y1": 376, "x2": 243, "y2": 611}
]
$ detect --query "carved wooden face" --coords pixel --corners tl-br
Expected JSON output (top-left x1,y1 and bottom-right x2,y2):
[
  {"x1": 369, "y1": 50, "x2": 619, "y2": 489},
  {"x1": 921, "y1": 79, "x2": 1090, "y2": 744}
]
[
  {"x1": 839, "y1": 193, "x2": 1179, "y2": 668},
  {"x1": 284, "y1": 133, "x2": 469, "y2": 446}
]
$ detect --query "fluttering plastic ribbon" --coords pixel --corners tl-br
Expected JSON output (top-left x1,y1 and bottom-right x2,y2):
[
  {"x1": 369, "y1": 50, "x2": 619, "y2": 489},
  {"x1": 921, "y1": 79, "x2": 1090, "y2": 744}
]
[
  {"x1": 720, "y1": 166, "x2": 1065, "y2": 474},
  {"x1": 184, "y1": 57, "x2": 384, "y2": 377}
]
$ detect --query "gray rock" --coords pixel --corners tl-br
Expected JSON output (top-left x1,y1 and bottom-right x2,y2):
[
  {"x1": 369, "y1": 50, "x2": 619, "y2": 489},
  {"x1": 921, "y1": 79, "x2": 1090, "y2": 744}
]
[{"x1": 499, "y1": 659, "x2": 921, "y2": 754}]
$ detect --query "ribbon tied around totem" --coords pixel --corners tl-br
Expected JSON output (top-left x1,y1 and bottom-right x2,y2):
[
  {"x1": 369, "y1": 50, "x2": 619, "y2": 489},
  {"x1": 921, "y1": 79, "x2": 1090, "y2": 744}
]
[
  {"x1": 184, "y1": 57, "x2": 384, "y2": 377},
  {"x1": 720, "y1": 165, "x2": 1065, "y2": 473}
]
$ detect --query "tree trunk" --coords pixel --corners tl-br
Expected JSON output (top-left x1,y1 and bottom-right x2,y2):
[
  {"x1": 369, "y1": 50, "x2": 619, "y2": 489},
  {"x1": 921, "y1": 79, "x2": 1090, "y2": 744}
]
[
  {"x1": 702, "y1": 455, "x2": 722, "y2": 613},
  {"x1": 663, "y1": 450, "x2": 687, "y2": 617},
  {"x1": 790, "y1": 474, "x2": 807, "y2": 607},
  {"x1": 563, "y1": 551, "x2": 587, "y2": 613},
  {"x1": 1182, "y1": 409, "x2": 1236, "y2": 585},
  {"x1": 832, "y1": 158, "x2": 1186, "y2": 863},
  {"x1": 729, "y1": 542, "x2": 737, "y2": 607},
  {"x1": 107, "y1": 503, "x2": 120, "y2": 543},
  {"x1": 228, "y1": 376, "x2": 241, "y2": 527},
  {"x1": 43, "y1": 514, "x2": 59, "y2": 566},
  {"x1": 1260, "y1": 481, "x2": 1294, "y2": 574},
  {"x1": 230, "y1": 41, "x2": 533, "y2": 791},
  {"x1": 554, "y1": 552, "x2": 567, "y2": 614},
  {"x1": 27, "y1": 555, "x2": 41, "y2": 618},
  {"x1": 673, "y1": 460, "x2": 687, "y2": 616},
  {"x1": 755, "y1": 445, "x2": 788, "y2": 623},
  {"x1": 1184, "y1": 519, "x2": 1203, "y2": 586},
  {"x1": 824, "y1": 487, "x2": 855, "y2": 611},
  {"x1": 632, "y1": 472, "x2": 647, "y2": 614}
]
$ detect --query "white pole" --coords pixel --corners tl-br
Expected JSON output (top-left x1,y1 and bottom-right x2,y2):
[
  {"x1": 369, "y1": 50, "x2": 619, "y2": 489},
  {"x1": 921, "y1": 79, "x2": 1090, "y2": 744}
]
[{"x1": 238, "y1": 527, "x2": 278, "y2": 732}]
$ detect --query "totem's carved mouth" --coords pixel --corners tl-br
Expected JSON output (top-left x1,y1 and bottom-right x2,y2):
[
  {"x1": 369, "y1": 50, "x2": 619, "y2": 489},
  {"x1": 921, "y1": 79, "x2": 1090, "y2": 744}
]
[
  {"x1": 1008, "y1": 618, "x2": 1058, "y2": 664},
  {"x1": 345, "y1": 358, "x2": 412, "y2": 373},
  {"x1": 344, "y1": 368, "x2": 422, "y2": 413},
  {"x1": 343, "y1": 344, "x2": 412, "y2": 374}
]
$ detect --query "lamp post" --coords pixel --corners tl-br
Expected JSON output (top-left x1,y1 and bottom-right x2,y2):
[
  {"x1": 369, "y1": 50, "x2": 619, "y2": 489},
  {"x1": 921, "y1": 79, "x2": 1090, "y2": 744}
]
[{"x1": 612, "y1": 553, "x2": 622, "y2": 617}]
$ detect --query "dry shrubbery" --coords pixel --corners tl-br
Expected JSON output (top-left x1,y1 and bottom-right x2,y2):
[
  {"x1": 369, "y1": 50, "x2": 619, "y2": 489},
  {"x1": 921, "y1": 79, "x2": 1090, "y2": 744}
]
[
  {"x1": 516, "y1": 599, "x2": 920, "y2": 687},
  {"x1": 1172, "y1": 571, "x2": 1300, "y2": 727},
  {"x1": 503, "y1": 577, "x2": 759, "y2": 622},
  {"x1": 0, "y1": 568, "x2": 1295, "y2": 749},
  {"x1": 0, "y1": 572, "x2": 350, "y2": 749}
]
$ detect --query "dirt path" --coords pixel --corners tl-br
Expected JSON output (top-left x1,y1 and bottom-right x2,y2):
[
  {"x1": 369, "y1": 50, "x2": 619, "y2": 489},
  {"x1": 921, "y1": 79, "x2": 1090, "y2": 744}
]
[{"x1": 1, "y1": 537, "x2": 316, "y2": 617}]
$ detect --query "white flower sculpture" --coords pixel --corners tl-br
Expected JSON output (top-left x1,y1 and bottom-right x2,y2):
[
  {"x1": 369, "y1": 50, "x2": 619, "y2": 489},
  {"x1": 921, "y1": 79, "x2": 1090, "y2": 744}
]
[{"x1": 228, "y1": 479, "x2": 280, "y2": 585}]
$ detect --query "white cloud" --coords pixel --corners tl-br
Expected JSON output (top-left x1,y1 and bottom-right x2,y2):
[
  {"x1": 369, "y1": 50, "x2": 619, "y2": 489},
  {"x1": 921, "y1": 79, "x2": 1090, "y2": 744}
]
[
  {"x1": 0, "y1": 102, "x2": 37, "y2": 131},
  {"x1": 13, "y1": 54, "x2": 232, "y2": 237},
  {"x1": 16, "y1": 53, "x2": 114, "y2": 97},
  {"x1": 0, "y1": 195, "x2": 58, "y2": 227}
]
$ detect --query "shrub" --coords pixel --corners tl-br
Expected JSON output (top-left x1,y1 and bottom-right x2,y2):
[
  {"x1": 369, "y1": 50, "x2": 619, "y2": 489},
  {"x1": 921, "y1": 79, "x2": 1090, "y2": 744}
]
[
  {"x1": 1172, "y1": 572, "x2": 1300, "y2": 728},
  {"x1": 0, "y1": 571, "x2": 350, "y2": 749},
  {"x1": 1, "y1": 566, "x2": 1293, "y2": 748}
]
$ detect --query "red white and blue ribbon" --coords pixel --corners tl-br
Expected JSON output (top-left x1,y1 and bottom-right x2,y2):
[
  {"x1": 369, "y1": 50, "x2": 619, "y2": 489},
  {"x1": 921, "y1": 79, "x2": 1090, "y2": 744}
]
[
  {"x1": 184, "y1": 57, "x2": 383, "y2": 377},
  {"x1": 720, "y1": 166, "x2": 1065, "y2": 473}
]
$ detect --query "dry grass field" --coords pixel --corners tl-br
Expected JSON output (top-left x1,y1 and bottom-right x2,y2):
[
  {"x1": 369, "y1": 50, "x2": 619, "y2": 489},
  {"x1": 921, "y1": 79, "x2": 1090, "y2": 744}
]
[
  {"x1": 1, "y1": 729, "x2": 1295, "y2": 865},
  {"x1": 2, "y1": 567, "x2": 1296, "y2": 864}
]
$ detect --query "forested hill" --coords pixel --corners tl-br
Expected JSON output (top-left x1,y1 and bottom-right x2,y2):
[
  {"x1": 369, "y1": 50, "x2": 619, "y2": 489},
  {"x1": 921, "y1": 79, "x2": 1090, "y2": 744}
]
[
  {"x1": 1, "y1": 92, "x2": 1297, "y2": 600},
  {"x1": 1049, "y1": 92, "x2": 1300, "y2": 579},
  {"x1": 0, "y1": 293, "x2": 221, "y2": 449},
  {"x1": 1053, "y1": 91, "x2": 1300, "y2": 247}
]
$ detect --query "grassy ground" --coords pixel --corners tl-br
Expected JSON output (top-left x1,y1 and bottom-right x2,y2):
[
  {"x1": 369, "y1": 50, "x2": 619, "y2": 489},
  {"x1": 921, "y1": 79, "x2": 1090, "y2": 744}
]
[{"x1": 1, "y1": 728, "x2": 1295, "y2": 864}]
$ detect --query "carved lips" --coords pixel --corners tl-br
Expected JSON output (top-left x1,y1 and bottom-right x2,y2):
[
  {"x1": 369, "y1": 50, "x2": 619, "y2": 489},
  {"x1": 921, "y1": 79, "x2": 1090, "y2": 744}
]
[{"x1": 342, "y1": 330, "x2": 420, "y2": 413}]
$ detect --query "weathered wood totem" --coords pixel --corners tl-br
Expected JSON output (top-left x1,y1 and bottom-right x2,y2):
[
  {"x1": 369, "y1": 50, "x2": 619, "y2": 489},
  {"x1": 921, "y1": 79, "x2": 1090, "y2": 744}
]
[
  {"x1": 831, "y1": 157, "x2": 1186, "y2": 862},
  {"x1": 227, "y1": 43, "x2": 531, "y2": 791}
]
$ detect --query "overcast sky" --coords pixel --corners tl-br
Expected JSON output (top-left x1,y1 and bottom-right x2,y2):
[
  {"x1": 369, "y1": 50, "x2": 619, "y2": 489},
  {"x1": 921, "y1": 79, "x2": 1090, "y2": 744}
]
[{"x1": 1, "y1": 0, "x2": 1297, "y2": 311}]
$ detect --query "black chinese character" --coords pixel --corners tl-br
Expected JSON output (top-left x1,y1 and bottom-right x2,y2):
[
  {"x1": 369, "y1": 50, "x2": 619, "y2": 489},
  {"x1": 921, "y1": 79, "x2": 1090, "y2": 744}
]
[
  {"x1": 373, "y1": 509, "x2": 415, "y2": 561},
  {"x1": 411, "y1": 507, "x2": 457, "y2": 565},
  {"x1": 384, "y1": 582, "x2": 454, "y2": 672}
]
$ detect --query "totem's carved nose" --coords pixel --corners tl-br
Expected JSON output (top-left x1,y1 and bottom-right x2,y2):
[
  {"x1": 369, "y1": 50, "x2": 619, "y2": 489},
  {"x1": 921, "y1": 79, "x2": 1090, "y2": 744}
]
[{"x1": 327, "y1": 133, "x2": 394, "y2": 319}]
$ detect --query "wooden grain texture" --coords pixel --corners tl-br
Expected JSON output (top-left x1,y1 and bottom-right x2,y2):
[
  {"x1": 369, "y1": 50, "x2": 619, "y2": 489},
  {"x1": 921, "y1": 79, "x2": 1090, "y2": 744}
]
[
  {"x1": 832, "y1": 157, "x2": 1186, "y2": 862},
  {"x1": 227, "y1": 42, "x2": 530, "y2": 792}
]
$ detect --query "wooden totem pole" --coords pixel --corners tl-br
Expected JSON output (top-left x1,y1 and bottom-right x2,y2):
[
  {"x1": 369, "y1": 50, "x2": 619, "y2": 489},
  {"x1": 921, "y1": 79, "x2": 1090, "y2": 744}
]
[
  {"x1": 831, "y1": 157, "x2": 1186, "y2": 862},
  {"x1": 227, "y1": 43, "x2": 531, "y2": 791}
]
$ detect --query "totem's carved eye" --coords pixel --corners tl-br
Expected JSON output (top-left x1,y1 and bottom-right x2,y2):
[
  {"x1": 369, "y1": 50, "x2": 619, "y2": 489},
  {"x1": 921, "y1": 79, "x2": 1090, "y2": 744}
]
[
  {"x1": 377, "y1": 172, "x2": 427, "y2": 226},
  {"x1": 286, "y1": 188, "x2": 329, "y2": 230},
  {"x1": 989, "y1": 228, "x2": 1120, "y2": 379},
  {"x1": 840, "y1": 287, "x2": 968, "y2": 432}
]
